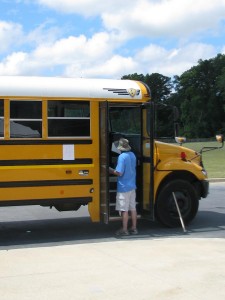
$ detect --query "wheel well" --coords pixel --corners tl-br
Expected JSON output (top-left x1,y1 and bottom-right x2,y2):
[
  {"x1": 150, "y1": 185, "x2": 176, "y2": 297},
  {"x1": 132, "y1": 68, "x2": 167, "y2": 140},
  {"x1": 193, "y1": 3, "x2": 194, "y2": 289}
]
[{"x1": 156, "y1": 171, "x2": 200, "y2": 201}]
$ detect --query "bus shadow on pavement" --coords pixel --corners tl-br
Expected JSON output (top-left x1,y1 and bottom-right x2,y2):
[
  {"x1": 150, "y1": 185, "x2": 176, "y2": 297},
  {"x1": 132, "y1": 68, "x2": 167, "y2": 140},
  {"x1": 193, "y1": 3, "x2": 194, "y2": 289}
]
[
  {"x1": 186, "y1": 210, "x2": 225, "y2": 234},
  {"x1": 0, "y1": 210, "x2": 225, "y2": 249}
]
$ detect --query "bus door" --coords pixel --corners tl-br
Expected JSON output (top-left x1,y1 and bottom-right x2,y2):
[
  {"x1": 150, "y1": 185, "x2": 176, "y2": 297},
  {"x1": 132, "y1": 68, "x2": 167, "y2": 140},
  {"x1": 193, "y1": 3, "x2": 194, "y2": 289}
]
[
  {"x1": 107, "y1": 104, "x2": 143, "y2": 219},
  {"x1": 99, "y1": 102, "x2": 155, "y2": 223},
  {"x1": 99, "y1": 101, "x2": 110, "y2": 224},
  {"x1": 141, "y1": 103, "x2": 155, "y2": 221}
]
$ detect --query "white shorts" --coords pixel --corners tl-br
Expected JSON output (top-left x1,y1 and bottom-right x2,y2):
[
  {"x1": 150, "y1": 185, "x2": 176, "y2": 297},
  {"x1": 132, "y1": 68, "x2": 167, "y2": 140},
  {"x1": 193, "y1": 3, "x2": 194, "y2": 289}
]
[{"x1": 116, "y1": 189, "x2": 136, "y2": 212}]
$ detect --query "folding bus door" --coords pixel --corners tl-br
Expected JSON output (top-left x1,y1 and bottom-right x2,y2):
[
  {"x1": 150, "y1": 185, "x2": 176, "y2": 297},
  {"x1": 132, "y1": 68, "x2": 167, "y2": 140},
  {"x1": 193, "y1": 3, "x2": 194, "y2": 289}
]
[
  {"x1": 141, "y1": 103, "x2": 155, "y2": 221},
  {"x1": 99, "y1": 101, "x2": 110, "y2": 224}
]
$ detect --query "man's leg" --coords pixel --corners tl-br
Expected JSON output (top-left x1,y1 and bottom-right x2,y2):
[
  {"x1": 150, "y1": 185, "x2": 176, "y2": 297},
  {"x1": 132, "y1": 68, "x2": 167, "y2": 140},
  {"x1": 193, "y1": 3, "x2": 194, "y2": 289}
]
[
  {"x1": 129, "y1": 190, "x2": 137, "y2": 230},
  {"x1": 115, "y1": 192, "x2": 129, "y2": 235},
  {"x1": 121, "y1": 211, "x2": 129, "y2": 232},
  {"x1": 130, "y1": 210, "x2": 137, "y2": 230}
]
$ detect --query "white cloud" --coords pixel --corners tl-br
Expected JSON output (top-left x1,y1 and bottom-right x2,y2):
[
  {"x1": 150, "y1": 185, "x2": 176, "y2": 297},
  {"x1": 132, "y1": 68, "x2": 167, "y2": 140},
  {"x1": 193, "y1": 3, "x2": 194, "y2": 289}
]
[
  {"x1": 0, "y1": 37, "x2": 219, "y2": 78},
  {"x1": 36, "y1": 0, "x2": 131, "y2": 16},
  {"x1": 0, "y1": 52, "x2": 28, "y2": 75},
  {"x1": 64, "y1": 55, "x2": 138, "y2": 78},
  {"x1": 1, "y1": 1, "x2": 224, "y2": 78},
  {"x1": 26, "y1": 21, "x2": 61, "y2": 46},
  {"x1": 103, "y1": 0, "x2": 225, "y2": 39},
  {"x1": 36, "y1": 0, "x2": 225, "y2": 39},
  {"x1": 0, "y1": 21, "x2": 23, "y2": 53},
  {"x1": 0, "y1": 19, "x2": 62, "y2": 55},
  {"x1": 135, "y1": 43, "x2": 217, "y2": 76},
  {"x1": 32, "y1": 32, "x2": 118, "y2": 65},
  {"x1": 0, "y1": 32, "x2": 124, "y2": 76}
]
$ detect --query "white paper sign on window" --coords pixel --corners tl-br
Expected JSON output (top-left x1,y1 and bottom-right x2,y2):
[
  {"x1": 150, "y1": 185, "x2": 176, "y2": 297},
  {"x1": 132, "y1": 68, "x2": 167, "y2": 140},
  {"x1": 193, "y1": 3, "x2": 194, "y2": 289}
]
[{"x1": 63, "y1": 144, "x2": 74, "y2": 160}]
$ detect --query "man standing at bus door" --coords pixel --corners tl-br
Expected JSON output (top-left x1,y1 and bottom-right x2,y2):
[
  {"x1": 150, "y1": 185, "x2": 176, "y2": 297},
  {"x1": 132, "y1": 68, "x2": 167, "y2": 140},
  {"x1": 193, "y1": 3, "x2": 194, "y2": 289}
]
[{"x1": 109, "y1": 138, "x2": 138, "y2": 236}]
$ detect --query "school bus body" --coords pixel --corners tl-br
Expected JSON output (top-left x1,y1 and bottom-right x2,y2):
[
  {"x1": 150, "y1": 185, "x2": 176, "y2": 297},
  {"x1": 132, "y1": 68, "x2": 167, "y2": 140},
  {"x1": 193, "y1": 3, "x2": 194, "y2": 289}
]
[{"x1": 0, "y1": 76, "x2": 209, "y2": 227}]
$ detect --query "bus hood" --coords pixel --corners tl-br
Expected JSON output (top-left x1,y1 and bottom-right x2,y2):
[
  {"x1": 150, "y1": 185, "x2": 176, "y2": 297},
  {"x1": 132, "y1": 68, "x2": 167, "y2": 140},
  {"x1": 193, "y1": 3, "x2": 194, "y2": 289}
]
[{"x1": 155, "y1": 141, "x2": 202, "y2": 167}]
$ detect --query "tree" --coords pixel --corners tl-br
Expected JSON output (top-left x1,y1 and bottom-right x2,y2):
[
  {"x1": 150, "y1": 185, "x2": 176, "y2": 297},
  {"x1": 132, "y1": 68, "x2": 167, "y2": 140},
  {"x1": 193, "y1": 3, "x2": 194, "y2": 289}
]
[
  {"x1": 173, "y1": 54, "x2": 225, "y2": 138},
  {"x1": 145, "y1": 73, "x2": 173, "y2": 104},
  {"x1": 122, "y1": 54, "x2": 225, "y2": 138},
  {"x1": 215, "y1": 61, "x2": 225, "y2": 134},
  {"x1": 122, "y1": 73, "x2": 145, "y2": 82}
]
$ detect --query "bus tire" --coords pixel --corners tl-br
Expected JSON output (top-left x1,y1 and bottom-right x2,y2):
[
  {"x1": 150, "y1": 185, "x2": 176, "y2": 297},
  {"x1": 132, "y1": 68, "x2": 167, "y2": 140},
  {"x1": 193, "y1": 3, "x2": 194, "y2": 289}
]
[{"x1": 155, "y1": 179, "x2": 199, "y2": 228}]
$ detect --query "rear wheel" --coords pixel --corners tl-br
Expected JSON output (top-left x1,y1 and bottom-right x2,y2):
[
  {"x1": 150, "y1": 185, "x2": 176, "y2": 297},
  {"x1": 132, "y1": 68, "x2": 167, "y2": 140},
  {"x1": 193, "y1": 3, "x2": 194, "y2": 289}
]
[{"x1": 155, "y1": 179, "x2": 199, "y2": 227}]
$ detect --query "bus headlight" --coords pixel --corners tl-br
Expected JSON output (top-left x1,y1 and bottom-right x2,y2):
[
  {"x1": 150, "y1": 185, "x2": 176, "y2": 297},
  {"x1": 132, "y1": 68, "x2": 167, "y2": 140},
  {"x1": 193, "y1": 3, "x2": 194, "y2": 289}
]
[{"x1": 201, "y1": 169, "x2": 207, "y2": 177}]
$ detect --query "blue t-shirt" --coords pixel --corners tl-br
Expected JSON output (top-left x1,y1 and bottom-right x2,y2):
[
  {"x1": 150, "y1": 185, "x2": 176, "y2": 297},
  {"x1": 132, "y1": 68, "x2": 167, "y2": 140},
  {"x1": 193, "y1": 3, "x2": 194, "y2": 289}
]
[{"x1": 115, "y1": 151, "x2": 136, "y2": 193}]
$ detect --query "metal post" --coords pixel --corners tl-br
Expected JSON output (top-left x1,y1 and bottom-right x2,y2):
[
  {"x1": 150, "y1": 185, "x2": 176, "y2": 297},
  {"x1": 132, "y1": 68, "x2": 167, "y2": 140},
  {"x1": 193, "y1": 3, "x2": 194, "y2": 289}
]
[{"x1": 172, "y1": 192, "x2": 187, "y2": 233}]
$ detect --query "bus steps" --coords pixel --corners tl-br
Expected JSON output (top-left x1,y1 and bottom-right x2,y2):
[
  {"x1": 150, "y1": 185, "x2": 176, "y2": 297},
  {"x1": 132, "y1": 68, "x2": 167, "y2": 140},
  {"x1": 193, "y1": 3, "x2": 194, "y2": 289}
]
[{"x1": 109, "y1": 214, "x2": 142, "y2": 222}]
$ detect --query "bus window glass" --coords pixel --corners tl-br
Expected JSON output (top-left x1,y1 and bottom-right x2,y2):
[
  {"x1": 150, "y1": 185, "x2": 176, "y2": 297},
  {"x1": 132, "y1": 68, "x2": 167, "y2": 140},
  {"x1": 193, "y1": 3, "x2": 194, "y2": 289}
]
[
  {"x1": 109, "y1": 107, "x2": 141, "y2": 134},
  {"x1": 10, "y1": 100, "x2": 42, "y2": 138},
  {"x1": 0, "y1": 100, "x2": 4, "y2": 138},
  {"x1": 155, "y1": 105, "x2": 176, "y2": 139},
  {"x1": 147, "y1": 107, "x2": 151, "y2": 137},
  {"x1": 48, "y1": 101, "x2": 90, "y2": 137}
]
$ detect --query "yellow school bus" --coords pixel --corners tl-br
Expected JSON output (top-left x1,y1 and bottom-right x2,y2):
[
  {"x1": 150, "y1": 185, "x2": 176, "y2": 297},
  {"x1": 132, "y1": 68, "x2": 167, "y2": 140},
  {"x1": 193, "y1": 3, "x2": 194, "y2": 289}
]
[{"x1": 0, "y1": 76, "x2": 218, "y2": 227}]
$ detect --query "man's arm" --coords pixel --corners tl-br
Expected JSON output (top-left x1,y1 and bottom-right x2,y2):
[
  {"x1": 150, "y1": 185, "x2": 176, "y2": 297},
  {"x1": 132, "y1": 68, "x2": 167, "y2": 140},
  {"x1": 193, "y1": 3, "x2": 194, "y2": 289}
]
[{"x1": 109, "y1": 167, "x2": 122, "y2": 176}]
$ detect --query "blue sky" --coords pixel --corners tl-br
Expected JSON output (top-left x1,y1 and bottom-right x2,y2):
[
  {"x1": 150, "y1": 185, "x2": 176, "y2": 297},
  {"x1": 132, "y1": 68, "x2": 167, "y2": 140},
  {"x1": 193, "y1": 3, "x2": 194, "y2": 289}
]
[{"x1": 0, "y1": 0, "x2": 225, "y2": 79}]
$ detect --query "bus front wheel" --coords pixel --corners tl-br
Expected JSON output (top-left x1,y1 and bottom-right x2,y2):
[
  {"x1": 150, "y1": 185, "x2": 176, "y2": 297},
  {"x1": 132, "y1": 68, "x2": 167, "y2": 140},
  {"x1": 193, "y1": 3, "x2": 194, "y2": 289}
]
[{"x1": 155, "y1": 179, "x2": 199, "y2": 227}]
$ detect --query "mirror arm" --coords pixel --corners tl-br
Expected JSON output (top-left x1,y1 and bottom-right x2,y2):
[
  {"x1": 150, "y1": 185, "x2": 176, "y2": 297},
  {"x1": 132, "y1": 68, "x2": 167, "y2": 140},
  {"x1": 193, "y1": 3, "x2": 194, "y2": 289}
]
[{"x1": 200, "y1": 141, "x2": 224, "y2": 154}]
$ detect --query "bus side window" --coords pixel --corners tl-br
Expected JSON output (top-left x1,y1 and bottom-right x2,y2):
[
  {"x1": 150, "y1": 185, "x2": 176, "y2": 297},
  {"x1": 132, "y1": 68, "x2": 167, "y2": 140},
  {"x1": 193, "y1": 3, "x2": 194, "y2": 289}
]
[
  {"x1": 0, "y1": 99, "x2": 4, "y2": 138},
  {"x1": 10, "y1": 100, "x2": 42, "y2": 138},
  {"x1": 47, "y1": 100, "x2": 90, "y2": 138}
]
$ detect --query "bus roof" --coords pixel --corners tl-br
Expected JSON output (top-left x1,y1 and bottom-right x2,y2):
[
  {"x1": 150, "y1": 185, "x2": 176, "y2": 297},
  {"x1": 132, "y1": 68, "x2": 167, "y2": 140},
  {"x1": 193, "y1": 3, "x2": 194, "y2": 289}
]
[{"x1": 0, "y1": 76, "x2": 150, "y2": 101}]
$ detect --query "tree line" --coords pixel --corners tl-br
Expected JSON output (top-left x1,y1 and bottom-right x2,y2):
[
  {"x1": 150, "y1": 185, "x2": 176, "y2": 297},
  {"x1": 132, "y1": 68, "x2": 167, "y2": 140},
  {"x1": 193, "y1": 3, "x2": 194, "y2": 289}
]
[{"x1": 122, "y1": 54, "x2": 225, "y2": 139}]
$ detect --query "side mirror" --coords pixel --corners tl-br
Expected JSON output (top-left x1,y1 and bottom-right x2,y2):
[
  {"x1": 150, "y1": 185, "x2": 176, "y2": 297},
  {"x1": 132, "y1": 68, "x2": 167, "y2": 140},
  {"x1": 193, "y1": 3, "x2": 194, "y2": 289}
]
[
  {"x1": 175, "y1": 136, "x2": 186, "y2": 146},
  {"x1": 216, "y1": 134, "x2": 224, "y2": 143}
]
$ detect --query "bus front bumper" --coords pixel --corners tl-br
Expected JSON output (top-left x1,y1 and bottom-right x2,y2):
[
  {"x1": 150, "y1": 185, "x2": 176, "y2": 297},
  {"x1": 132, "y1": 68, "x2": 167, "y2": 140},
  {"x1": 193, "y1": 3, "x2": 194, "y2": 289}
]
[{"x1": 200, "y1": 180, "x2": 209, "y2": 198}]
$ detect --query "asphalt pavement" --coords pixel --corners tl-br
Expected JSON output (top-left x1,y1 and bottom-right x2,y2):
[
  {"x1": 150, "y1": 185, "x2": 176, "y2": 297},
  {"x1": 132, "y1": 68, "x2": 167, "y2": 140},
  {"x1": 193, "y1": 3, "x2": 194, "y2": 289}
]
[{"x1": 0, "y1": 180, "x2": 225, "y2": 300}]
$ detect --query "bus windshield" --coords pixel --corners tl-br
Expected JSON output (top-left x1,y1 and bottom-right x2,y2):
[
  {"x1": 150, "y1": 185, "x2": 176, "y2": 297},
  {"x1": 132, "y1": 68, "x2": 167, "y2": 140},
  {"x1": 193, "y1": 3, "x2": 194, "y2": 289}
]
[{"x1": 109, "y1": 106, "x2": 141, "y2": 134}]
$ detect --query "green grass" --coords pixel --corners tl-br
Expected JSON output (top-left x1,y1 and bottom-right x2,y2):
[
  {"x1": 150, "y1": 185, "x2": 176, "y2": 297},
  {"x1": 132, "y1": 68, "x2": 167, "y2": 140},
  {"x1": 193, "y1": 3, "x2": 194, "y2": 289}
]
[{"x1": 184, "y1": 141, "x2": 225, "y2": 178}]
